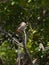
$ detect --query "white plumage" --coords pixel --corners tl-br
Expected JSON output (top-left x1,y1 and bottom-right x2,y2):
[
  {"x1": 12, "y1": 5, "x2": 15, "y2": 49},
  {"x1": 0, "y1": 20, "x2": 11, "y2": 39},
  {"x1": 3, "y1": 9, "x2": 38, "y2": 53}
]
[{"x1": 16, "y1": 22, "x2": 26, "y2": 32}]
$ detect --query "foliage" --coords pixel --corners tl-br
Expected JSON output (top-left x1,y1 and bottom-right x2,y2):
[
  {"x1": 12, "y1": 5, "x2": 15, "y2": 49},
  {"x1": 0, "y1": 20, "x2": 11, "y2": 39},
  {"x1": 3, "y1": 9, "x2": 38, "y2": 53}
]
[{"x1": 0, "y1": 0, "x2": 49, "y2": 65}]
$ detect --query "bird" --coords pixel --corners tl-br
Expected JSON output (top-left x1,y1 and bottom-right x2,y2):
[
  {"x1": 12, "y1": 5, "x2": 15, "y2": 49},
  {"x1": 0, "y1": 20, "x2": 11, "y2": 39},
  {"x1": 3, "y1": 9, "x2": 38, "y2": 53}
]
[{"x1": 16, "y1": 22, "x2": 26, "y2": 33}]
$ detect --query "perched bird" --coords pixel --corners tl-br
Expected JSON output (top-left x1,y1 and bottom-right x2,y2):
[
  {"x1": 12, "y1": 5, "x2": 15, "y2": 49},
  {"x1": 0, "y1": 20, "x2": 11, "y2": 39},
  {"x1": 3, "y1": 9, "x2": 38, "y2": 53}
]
[{"x1": 16, "y1": 22, "x2": 26, "y2": 33}]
